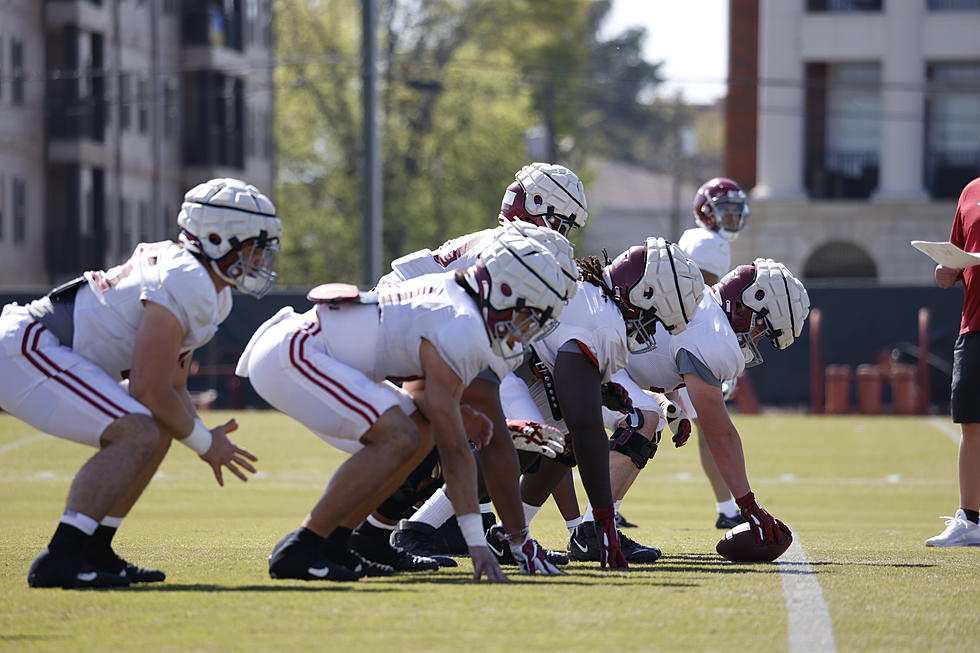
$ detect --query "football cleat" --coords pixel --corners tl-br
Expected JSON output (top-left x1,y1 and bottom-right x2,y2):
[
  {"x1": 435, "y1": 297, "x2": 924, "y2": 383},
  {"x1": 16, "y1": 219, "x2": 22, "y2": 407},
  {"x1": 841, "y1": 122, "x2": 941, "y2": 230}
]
[
  {"x1": 28, "y1": 549, "x2": 131, "y2": 589},
  {"x1": 86, "y1": 547, "x2": 166, "y2": 583},
  {"x1": 349, "y1": 528, "x2": 440, "y2": 572},
  {"x1": 567, "y1": 522, "x2": 661, "y2": 564},
  {"x1": 615, "y1": 512, "x2": 639, "y2": 529},
  {"x1": 268, "y1": 529, "x2": 360, "y2": 582},
  {"x1": 716, "y1": 512, "x2": 748, "y2": 530},
  {"x1": 485, "y1": 525, "x2": 569, "y2": 566},
  {"x1": 390, "y1": 520, "x2": 458, "y2": 567},
  {"x1": 347, "y1": 550, "x2": 396, "y2": 578}
]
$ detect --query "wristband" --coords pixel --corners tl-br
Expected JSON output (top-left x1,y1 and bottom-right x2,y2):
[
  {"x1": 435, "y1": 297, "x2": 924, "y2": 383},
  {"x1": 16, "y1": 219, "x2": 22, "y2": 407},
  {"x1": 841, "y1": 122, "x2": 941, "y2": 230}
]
[
  {"x1": 457, "y1": 513, "x2": 486, "y2": 548},
  {"x1": 179, "y1": 418, "x2": 213, "y2": 456}
]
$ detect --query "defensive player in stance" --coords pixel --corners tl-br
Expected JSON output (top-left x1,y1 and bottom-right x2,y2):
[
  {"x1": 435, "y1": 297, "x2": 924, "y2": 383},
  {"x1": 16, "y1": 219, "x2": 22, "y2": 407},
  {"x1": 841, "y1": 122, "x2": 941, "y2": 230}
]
[
  {"x1": 498, "y1": 237, "x2": 704, "y2": 567},
  {"x1": 237, "y1": 231, "x2": 568, "y2": 581},
  {"x1": 359, "y1": 163, "x2": 583, "y2": 572},
  {"x1": 0, "y1": 178, "x2": 281, "y2": 588},
  {"x1": 675, "y1": 177, "x2": 752, "y2": 529}
]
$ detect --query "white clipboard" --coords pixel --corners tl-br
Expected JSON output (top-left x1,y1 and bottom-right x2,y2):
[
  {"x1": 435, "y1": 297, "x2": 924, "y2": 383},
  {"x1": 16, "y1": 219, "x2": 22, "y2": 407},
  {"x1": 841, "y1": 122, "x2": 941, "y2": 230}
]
[{"x1": 910, "y1": 240, "x2": 980, "y2": 269}]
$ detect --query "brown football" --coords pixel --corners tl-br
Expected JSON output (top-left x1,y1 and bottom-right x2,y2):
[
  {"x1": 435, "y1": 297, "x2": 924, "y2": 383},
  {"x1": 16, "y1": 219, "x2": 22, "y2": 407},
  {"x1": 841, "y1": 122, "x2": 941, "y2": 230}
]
[{"x1": 716, "y1": 521, "x2": 793, "y2": 562}]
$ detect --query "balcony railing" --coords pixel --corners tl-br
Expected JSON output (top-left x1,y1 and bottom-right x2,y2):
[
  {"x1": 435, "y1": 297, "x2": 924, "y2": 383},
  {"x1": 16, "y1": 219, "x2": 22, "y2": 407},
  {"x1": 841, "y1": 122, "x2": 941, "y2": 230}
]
[
  {"x1": 928, "y1": 0, "x2": 980, "y2": 10},
  {"x1": 925, "y1": 150, "x2": 980, "y2": 198},
  {"x1": 807, "y1": 0, "x2": 883, "y2": 11},
  {"x1": 46, "y1": 77, "x2": 105, "y2": 142},
  {"x1": 806, "y1": 150, "x2": 879, "y2": 199}
]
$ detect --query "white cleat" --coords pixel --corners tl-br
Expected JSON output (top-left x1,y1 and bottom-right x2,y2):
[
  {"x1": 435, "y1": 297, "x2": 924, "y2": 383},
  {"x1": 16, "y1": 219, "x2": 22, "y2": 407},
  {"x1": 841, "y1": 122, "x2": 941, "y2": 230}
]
[{"x1": 925, "y1": 510, "x2": 980, "y2": 547}]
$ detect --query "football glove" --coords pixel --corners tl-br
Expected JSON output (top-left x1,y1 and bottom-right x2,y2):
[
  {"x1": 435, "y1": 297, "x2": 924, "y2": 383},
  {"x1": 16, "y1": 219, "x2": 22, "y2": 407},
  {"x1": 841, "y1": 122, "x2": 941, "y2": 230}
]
[
  {"x1": 600, "y1": 382, "x2": 633, "y2": 414},
  {"x1": 593, "y1": 506, "x2": 628, "y2": 569},
  {"x1": 507, "y1": 419, "x2": 566, "y2": 459},
  {"x1": 510, "y1": 536, "x2": 563, "y2": 576},
  {"x1": 736, "y1": 491, "x2": 791, "y2": 545},
  {"x1": 655, "y1": 394, "x2": 691, "y2": 448}
]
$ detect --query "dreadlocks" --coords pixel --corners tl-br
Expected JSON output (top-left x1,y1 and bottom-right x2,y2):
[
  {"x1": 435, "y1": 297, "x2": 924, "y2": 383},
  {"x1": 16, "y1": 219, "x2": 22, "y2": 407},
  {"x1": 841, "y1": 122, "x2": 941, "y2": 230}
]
[{"x1": 577, "y1": 252, "x2": 613, "y2": 295}]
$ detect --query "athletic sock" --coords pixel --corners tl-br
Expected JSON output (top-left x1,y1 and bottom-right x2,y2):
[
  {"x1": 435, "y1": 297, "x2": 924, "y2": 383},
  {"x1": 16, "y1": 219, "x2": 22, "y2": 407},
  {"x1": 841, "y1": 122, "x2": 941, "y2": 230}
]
[
  {"x1": 322, "y1": 527, "x2": 353, "y2": 561},
  {"x1": 963, "y1": 509, "x2": 980, "y2": 525},
  {"x1": 614, "y1": 500, "x2": 623, "y2": 513},
  {"x1": 364, "y1": 515, "x2": 396, "y2": 532},
  {"x1": 411, "y1": 488, "x2": 455, "y2": 528},
  {"x1": 565, "y1": 516, "x2": 583, "y2": 533},
  {"x1": 717, "y1": 498, "x2": 739, "y2": 518},
  {"x1": 48, "y1": 521, "x2": 93, "y2": 555},
  {"x1": 582, "y1": 504, "x2": 594, "y2": 523},
  {"x1": 522, "y1": 502, "x2": 541, "y2": 526}
]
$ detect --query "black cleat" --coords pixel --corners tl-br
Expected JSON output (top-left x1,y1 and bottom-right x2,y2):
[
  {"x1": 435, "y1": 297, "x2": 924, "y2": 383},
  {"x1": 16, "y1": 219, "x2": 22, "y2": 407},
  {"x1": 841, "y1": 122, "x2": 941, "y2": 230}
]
[
  {"x1": 349, "y1": 529, "x2": 440, "y2": 572},
  {"x1": 28, "y1": 549, "x2": 130, "y2": 589},
  {"x1": 87, "y1": 548, "x2": 166, "y2": 583},
  {"x1": 716, "y1": 512, "x2": 747, "y2": 529},
  {"x1": 391, "y1": 520, "x2": 457, "y2": 567},
  {"x1": 615, "y1": 512, "x2": 639, "y2": 528},
  {"x1": 268, "y1": 529, "x2": 360, "y2": 582},
  {"x1": 347, "y1": 550, "x2": 396, "y2": 578},
  {"x1": 567, "y1": 522, "x2": 661, "y2": 563},
  {"x1": 486, "y1": 525, "x2": 569, "y2": 566}
]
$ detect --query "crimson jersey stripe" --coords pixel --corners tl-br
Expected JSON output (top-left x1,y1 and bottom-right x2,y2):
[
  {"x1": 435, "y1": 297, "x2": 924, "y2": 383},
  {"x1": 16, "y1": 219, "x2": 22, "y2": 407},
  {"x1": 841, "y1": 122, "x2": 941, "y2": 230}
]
[
  {"x1": 287, "y1": 324, "x2": 379, "y2": 426},
  {"x1": 299, "y1": 323, "x2": 380, "y2": 421},
  {"x1": 572, "y1": 339, "x2": 600, "y2": 368},
  {"x1": 21, "y1": 322, "x2": 127, "y2": 420}
]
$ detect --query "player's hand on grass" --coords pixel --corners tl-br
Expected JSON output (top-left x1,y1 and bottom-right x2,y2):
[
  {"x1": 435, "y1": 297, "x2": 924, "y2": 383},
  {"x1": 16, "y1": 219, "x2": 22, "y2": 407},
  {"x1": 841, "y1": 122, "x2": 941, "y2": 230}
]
[
  {"x1": 461, "y1": 405, "x2": 493, "y2": 451},
  {"x1": 593, "y1": 506, "x2": 628, "y2": 569},
  {"x1": 510, "y1": 537, "x2": 563, "y2": 575},
  {"x1": 200, "y1": 418, "x2": 258, "y2": 486},
  {"x1": 469, "y1": 546, "x2": 509, "y2": 582},
  {"x1": 507, "y1": 419, "x2": 566, "y2": 458},
  {"x1": 736, "y1": 491, "x2": 791, "y2": 544}
]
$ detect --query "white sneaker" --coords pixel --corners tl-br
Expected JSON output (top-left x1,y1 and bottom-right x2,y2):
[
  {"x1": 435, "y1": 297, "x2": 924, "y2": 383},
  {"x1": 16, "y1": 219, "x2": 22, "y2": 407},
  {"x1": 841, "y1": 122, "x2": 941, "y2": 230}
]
[{"x1": 924, "y1": 509, "x2": 980, "y2": 547}]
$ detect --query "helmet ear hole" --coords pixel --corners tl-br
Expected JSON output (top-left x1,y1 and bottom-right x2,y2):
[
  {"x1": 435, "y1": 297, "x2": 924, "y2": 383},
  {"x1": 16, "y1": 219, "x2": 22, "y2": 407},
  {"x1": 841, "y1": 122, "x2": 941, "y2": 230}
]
[
  {"x1": 755, "y1": 289, "x2": 765, "y2": 301},
  {"x1": 208, "y1": 233, "x2": 222, "y2": 245},
  {"x1": 533, "y1": 194, "x2": 543, "y2": 206}
]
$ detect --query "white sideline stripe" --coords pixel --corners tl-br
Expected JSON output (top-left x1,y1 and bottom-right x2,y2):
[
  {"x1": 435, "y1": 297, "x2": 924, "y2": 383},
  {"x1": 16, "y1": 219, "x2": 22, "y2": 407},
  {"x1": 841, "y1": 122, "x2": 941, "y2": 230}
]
[
  {"x1": 929, "y1": 416, "x2": 961, "y2": 444},
  {"x1": 0, "y1": 434, "x2": 45, "y2": 455},
  {"x1": 779, "y1": 535, "x2": 836, "y2": 653}
]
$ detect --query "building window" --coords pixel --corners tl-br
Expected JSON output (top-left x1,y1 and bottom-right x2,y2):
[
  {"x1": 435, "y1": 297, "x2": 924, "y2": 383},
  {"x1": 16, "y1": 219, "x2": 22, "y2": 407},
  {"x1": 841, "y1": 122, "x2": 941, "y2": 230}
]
[
  {"x1": 119, "y1": 72, "x2": 131, "y2": 130},
  {"x1": 0, "y1": 35, "x2": 4, "y2": 102},
  {"x1": 163, "y1": 0, "x2": 177, "y2": 15},
  {"x1": 925, "y1": 62, "x2": 980, "y2": 198},
  {"x1": 137, "y1": 77, "x2": 148, "y2": 133},
  {"x1": 803, "y1": 241, "x2": 878, "y2": 280},
  {"x1": 805, "y1": 62, "x2": 881, "y2": 199},
  {"x1": 928, "y1": 0, "x2": 980, "y2": 10},
  {"x1": 13, "y1": 178, "x2": 25, "y2": 244},
  {"x1": 11, "y1": 38, "x2": 24, "y2": 106},
  {"x1": 183, "y1": 69, "x2": 244, "y2": 169},
  {"x1": 807, "y1": 0, "x2": 882, "y2": 10},
  {"x1": 118, "y1": 196, "x2": 131, "y2": 257},
  {"x1": 0, "y1": 176, "x2": 5, "y2": 242},
  {"x1": 163, "y1": 76, "x2": 177, "y2": 139}
]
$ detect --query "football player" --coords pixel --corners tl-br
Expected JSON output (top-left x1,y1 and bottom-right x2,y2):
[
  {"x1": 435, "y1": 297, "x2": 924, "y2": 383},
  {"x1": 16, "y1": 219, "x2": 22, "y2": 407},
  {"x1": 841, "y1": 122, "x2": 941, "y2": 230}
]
[
  {"x1": 237, "y1": 231, "x2": 568, "y2": 581},
  {"x1": 359, "y1": 163, "x2": 584, "y2": 574},
  {"x1": 675, "y1": 177, "x2": 752, "y2": 529},
  {"x1": 0, "y1": 178, "x2": 281, "y2": 588}
]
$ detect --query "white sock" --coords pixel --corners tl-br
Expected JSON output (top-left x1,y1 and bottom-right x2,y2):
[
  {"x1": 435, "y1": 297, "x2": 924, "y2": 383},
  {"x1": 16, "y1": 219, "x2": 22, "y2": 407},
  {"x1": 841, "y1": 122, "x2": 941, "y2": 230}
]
[
  {"x1": 522, "y1": 502, "x2": 541, "y2": 526},
  {"x1": 366, "y1": 514, "x2": 395, "y2": 531},
  {"x1": 61, "y1": 510, "x2": 98, "y2": 536},
  {"x1": 582, "y1": 504, "x2": 594, "y2": 523},
  {"x1": 565, "y1": 516, "x2": 583, "y2": 532},
  {"x1": 411, "y1": 488, "x2": 455, "y2": 528},
  {"x1": 479, "y1": 502, "x2": 493, "y2": 514},
  {"x1": 717, "y1": 498, "x2": 738, "y2": 518},
  {"x1": 100, "y1": 516, "x2": 124, "y2": 529},
  {"x1": 614, "y1": 500, "x2": 623, "y2": 513}
]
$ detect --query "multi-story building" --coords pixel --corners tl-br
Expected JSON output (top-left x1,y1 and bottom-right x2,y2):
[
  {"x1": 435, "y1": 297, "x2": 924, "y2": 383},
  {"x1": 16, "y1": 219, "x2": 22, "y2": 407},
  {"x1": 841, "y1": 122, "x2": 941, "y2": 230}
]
[
  {"x1": 726, "y1": 0, "x2": 980, "y2": 284},
  {"x1": 0, "y1": 0, "x2": 274, "y2": 288}
]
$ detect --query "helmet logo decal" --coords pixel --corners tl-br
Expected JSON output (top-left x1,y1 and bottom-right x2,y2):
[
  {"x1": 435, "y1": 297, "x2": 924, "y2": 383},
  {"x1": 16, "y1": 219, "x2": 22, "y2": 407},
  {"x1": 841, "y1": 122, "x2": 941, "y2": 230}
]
[{"x1": 500, "y1": 283, "x2": 512, "y2": 297}]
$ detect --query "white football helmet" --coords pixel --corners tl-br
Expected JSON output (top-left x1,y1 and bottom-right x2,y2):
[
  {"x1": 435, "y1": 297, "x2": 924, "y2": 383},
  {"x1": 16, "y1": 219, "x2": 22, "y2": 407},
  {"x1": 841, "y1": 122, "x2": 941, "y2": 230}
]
[
  {"x1": 499, "y1": 222, "x2": 578, "y2": 302},
  {"x1": 716, "y1": 258, "x2": 810, "y2": 367},
  {"x1": 177, "y1": 178, "x2": 282, "y2": 298},
  {"x1": 603, "y1": 237, "x2": 704, "y2": 353},
  {"x1": 463, "y1": 231, "x2": 567, "y2": 359},
  {"x1": 498, "y1": 162, "x2": 588, "y2": 235}
]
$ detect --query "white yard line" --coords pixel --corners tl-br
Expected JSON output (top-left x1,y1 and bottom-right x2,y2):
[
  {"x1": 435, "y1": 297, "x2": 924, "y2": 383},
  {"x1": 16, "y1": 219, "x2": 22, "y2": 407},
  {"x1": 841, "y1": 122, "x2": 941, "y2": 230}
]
[
  {"x1": 779, "y1": 535, "x2": 836, "y2": 653},
  {"x1": 929, "y1": 416, "x2": 961, "y2": 444},
  {"x1": 0, "y1": 433, "x2": 45, "y2": 455}
]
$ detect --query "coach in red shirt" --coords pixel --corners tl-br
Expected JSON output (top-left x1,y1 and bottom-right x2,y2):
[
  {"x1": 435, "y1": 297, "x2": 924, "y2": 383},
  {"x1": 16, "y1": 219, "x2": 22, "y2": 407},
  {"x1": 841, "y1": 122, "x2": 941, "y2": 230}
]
[{"x1": 928, "y1": 177, "x2": 980, "y2": 547}]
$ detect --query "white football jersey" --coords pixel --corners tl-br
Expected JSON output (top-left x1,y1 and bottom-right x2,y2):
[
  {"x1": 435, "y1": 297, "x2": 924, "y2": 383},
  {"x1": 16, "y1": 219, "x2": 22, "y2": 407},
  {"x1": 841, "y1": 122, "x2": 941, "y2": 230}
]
[
  {"x1": 376, "y1": 228, "x2": 500, "y2": 286},
  {"x1": 678, "y1": 226, "x2": 731, "y2": 279},
  {"x1": 72, "y1": 241, "x2": 232, "y2": 380},
  {"x1": 623, "y1": 287, "x2": 743, "y2": 393},
  {"x1": 316, "y1": 272, "x2": 516, "y2": 386},
  {"x1": 531, "y1": 281, "x2": 628, "y2": 383}
]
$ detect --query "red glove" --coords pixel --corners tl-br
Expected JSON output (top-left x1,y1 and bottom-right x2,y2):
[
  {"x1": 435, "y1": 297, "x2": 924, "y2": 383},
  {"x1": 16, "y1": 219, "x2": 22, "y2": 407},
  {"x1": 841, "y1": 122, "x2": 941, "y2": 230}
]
[
  {"x1": 510, "y1": 537, "x2": 563, "y2": 576},
  {"x1": 593, "y1": 506, "x2": 628, "y2": 569},
  {"x1": 600, "y1": 382, "x2": 633, "y2": 414},
  {"x1": 736, "y1": 491, "x2": 791, "y2": 544}
]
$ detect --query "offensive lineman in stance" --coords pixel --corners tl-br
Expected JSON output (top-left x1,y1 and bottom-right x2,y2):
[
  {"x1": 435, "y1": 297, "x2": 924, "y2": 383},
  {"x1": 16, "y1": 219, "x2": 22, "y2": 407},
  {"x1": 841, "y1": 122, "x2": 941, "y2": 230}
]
[
  {"x1": 237, "y1": 231, "x2": 569, "y2": 581},
  {"x1": 0, "y1": 178, "x2": 281, "y2": 588}
]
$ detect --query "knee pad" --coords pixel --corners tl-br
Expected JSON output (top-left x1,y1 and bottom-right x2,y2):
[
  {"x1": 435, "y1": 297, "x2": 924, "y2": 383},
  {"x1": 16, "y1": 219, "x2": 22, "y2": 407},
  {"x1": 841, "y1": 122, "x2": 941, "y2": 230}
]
[{"x1": 609, "y1": 425, "x2": 658, "y2": 470}]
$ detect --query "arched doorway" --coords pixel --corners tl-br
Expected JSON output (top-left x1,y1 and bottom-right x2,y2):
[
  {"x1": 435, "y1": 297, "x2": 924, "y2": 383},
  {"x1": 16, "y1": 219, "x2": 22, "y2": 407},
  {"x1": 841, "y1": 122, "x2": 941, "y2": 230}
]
[{"x1": 803, "y1": 241, "x2": 878, "y2": 280}]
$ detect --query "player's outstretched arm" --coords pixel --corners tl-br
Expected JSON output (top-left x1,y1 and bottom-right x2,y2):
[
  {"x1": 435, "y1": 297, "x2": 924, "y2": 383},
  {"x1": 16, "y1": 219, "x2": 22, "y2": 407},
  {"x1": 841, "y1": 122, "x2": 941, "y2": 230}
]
[
  {"x1": 683, "y1": 374, "x2": 749, "y2": 498},
  {"x1": 415, "y1": 339, "x2": 507, "y2": 581},
  {"x1": 129, "y1": 301, "x2": 257, "y2": 485}
]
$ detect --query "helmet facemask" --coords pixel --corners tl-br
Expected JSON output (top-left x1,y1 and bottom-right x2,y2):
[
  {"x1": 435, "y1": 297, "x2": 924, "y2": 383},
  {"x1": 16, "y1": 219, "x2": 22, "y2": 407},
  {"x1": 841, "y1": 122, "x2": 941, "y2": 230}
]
[
  {"x1": 211, "y1": 233, "x2": 280, "y2": 299},
  {"x1": 470, "y1": 263, "x2": 557, "y2": 360}
]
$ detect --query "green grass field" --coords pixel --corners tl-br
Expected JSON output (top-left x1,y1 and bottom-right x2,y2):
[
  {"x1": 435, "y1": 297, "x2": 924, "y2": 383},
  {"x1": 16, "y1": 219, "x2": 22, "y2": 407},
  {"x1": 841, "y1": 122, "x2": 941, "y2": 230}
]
[{"x1": 1, "y1": 411, "x2": 977, "y2": 652}]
